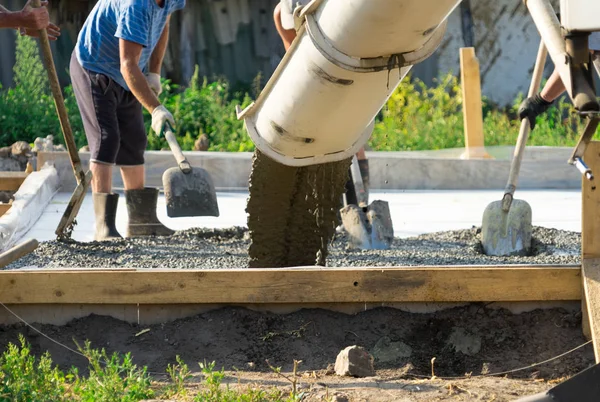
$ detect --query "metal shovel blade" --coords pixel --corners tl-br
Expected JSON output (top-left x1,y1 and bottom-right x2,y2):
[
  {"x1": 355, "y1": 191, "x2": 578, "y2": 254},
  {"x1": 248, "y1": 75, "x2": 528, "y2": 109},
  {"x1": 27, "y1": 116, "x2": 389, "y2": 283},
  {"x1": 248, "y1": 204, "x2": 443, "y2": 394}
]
[
  {"x1": 340, "y1": 200, "x2": 394, "y2": 250},
  {"x1": 162, "y1": 166, "x2": 220, "y2": 218},
  {"x1": 481, "y1": 199, "x2": 532, "y2": 256}
]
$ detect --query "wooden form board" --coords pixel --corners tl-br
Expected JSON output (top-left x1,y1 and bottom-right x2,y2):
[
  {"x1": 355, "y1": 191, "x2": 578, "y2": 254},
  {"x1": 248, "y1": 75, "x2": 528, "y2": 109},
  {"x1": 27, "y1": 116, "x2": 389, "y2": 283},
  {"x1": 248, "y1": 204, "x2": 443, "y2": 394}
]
[
  {"x1": 582, "y1": 141, "x2": 600, "y2": 362},
  {"x1": 0, "y1": 172, "x2": 28, "y2": 191},
  {"x1": 0, "y1": 204, "x2": 11, "y2": 217},
  {"x1": 0, "y1": 265, "x2": 581, "y2": 305}
]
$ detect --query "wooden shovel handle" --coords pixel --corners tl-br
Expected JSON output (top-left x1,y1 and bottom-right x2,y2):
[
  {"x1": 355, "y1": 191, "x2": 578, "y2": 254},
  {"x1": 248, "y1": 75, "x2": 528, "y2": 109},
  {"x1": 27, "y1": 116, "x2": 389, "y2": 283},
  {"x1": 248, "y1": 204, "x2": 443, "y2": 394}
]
[
  {"x1": 164, "y1": 129, "x2": 192, "y2": 174},
  {"x1": 32, "y1": 0, "x2": 84, "y2": 183},
  {"x1": 502, "y1": 39, "x2": 548, "y2": 211}
]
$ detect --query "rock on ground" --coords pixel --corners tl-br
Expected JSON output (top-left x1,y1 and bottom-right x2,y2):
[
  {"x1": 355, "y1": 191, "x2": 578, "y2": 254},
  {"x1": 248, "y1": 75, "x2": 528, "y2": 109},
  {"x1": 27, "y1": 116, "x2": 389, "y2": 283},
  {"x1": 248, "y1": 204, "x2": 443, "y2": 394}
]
[
  {"x1": 335, "y1": 345, "x2": 375, "y2": 377},
  {"x1": 371, "y1": 336, "x2": 413, "y2": 364}
]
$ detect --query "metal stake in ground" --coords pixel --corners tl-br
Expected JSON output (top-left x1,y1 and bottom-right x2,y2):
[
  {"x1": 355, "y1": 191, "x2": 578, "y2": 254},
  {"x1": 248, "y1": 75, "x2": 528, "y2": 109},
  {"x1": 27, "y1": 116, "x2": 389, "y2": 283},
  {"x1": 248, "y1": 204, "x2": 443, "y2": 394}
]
[
  {"x1": 481, "y1": 39, "x2": 547, "y2": 256},
  {"x1": 32, "y1": 0, "x2": 92, "y2": 239}
]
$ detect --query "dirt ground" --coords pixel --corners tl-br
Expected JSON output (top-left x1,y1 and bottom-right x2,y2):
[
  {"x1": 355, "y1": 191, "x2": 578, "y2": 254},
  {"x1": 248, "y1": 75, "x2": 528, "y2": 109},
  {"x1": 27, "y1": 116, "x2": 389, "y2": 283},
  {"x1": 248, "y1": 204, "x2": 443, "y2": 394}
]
[
  {"x1": 0, "y1": 304, "x2": 593, "y2": 401},
  {"x1": 1, "y1": 225, "x2": 589, "y2": 400}
]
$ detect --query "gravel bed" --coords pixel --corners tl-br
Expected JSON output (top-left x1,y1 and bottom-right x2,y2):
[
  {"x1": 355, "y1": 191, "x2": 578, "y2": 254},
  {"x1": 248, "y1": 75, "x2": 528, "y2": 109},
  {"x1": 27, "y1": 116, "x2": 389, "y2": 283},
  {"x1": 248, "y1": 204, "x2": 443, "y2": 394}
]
[{"x1": 6, "y1": 226, "x2": 580, "y2": 269}]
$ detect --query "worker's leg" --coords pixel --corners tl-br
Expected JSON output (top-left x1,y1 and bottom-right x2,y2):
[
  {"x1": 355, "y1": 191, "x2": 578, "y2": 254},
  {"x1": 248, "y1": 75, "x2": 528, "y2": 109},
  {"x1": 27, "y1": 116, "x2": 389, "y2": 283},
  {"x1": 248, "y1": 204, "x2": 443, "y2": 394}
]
[
  {"x1": 69, "y1": 51, "x2": 122, "y2": 241},
  {"x1": 117, "y1": 91, "x2": 173, "y2": 238},
  {"x1": 274, "y1": 2, "x2": 296, "y2": 51},
  {"x1": 90, "y1": 163, "x2": 113, "y2": 193},
  {"x1": 356, "y1": 147, "x2": 370, "y2": 200}
]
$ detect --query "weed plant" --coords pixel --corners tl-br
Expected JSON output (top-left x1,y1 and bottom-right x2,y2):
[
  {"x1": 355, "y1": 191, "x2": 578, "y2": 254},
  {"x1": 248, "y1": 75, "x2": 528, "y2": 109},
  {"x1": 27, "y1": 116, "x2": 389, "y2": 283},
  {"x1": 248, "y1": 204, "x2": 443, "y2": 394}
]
[{"x1": 0, "y1": 337, "x2": 304, "y2": 402}]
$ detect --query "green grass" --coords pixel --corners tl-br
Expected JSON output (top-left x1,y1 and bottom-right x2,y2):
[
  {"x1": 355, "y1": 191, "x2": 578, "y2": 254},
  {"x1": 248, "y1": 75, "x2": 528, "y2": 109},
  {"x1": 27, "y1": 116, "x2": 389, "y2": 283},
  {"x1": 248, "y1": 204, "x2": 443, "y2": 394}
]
[
  {"x1": 0, "y1": 35, "x2": 592, "y2": 154},
  {"x1": 0, "y1": 336, "x2": 304, "y2": 402}
]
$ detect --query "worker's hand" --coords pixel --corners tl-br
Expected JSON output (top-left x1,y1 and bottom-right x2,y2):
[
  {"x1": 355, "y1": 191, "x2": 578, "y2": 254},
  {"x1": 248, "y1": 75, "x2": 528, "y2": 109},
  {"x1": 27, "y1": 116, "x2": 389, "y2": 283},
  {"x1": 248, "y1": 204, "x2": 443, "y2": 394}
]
[
  {"x1": 18, "y1": 0, "x2": 51, "y2": 30},
  {"x1": 517, "y1": 94, "x2": 553, "y2": 130},
  {"x1": 145, "y1": 73, "x2": 162, "y2": 96},
  {"x1": 19, "y1": 22, "x2": 61, "y2": 41},
  {"x1": 151, "y1": 105, "x2": 175, "y2": 137}
]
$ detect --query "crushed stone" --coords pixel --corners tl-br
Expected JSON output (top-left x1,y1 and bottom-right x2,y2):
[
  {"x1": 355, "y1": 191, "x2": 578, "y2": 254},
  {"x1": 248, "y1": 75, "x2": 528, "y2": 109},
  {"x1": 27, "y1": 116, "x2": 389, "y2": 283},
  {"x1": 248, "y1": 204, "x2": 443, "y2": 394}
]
[{"x1": 6, "y1": 226, "x2": 580, "y2": 269}]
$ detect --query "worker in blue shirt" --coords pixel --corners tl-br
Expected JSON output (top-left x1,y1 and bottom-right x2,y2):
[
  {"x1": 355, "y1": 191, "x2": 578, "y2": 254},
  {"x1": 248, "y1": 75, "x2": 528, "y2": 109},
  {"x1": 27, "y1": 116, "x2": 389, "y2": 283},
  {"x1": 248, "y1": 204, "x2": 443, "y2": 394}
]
[{"x1": 71, "y1": 0, "x2": 185, "y2": 241}]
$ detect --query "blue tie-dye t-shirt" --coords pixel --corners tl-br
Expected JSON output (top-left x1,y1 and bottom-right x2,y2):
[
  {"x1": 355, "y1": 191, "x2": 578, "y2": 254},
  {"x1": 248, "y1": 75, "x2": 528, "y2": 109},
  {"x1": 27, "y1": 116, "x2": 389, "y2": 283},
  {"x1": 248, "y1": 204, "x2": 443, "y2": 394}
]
[{"x1": 76, "y1": 0, "x2": 186, "y2": 91}]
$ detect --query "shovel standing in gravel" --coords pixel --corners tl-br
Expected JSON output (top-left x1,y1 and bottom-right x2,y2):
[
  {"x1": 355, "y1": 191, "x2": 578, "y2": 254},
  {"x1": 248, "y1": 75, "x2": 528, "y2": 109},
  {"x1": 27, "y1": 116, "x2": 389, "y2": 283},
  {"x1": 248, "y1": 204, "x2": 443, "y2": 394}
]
[{"x1": 481, "y1": 40, "x2": 547, "y2": 256}]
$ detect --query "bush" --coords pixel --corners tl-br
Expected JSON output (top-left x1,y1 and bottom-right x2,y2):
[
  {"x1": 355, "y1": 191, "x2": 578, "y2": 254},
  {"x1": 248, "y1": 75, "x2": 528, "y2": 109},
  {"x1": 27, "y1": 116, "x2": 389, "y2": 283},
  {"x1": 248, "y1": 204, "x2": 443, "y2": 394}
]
[
  {"x1": 0, "y1": 35, "x2": 592, "y2": 153},
  {"x1": 0, "y1": 336, "x2": 154, "y2": 402},
  {"x1": 147, "y1": 67, "x2": 254, "y2": 152},
  {"x1": 0, "y1": 338, "x2": 301, "y2": 401},
  {"x1": 0, "y1": 335, "x2": 68, "y2": 402},
  {"x1": 369, "y1": 73, "x2": 589, "y2": 151},
  {"x1": 0, "y1": 35, "x2": 86, "y2": 149},
  {"x1": 0, "y1": 35, "x2": 253, "y2": 152}
]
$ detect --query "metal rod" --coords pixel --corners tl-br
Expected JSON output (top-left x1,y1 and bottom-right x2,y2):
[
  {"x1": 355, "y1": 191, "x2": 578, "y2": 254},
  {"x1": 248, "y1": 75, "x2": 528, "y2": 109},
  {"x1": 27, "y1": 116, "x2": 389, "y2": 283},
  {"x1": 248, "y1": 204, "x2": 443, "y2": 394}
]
[{"x1": 575, "y1": 157, "x2": 594, "y2": 180}]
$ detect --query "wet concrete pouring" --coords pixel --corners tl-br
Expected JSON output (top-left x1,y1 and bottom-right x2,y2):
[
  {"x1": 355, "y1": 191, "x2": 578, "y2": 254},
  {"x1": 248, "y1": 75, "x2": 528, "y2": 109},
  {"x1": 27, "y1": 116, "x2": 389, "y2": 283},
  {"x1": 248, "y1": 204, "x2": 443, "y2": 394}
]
[{"x1": 1, "y1": 226, "x2": 592, "y2": 401}]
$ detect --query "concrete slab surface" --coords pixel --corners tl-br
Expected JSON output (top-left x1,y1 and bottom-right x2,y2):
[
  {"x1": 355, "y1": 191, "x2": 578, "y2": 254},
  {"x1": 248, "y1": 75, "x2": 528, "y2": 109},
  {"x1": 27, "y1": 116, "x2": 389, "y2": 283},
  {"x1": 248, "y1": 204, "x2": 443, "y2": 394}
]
[{"x1": 23, "y1": 189, "x2": 581, "y2": 243}]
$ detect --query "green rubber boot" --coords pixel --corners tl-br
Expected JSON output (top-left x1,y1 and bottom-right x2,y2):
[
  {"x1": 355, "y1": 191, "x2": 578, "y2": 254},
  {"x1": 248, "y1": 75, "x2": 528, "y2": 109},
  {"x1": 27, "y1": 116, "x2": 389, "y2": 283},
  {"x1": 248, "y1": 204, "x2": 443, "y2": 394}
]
[
  {"x1": 125, "y1": 187, "x2": 174, "y2": 238},
  {"x1": 93, "y1": 192, "x2": 122, "y2": 241}
]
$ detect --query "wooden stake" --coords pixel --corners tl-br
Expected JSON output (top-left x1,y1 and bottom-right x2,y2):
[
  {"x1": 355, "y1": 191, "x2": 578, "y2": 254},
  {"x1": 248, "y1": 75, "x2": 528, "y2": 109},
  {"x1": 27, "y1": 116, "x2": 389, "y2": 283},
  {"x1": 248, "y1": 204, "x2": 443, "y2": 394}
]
[
  {"x1": 582, "y1": 141, "x2": 600, "y2": 361},
  {"x1": 460, "y1": 47, "x2": 492, "y2": 160}
]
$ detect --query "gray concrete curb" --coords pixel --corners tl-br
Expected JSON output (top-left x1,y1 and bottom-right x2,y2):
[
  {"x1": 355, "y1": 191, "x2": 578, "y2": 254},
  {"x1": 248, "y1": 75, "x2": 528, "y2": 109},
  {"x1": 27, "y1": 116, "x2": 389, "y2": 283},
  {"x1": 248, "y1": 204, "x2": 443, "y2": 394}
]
[{"x1": 38, "y1": 146, "x2": 582, "y2": 192}]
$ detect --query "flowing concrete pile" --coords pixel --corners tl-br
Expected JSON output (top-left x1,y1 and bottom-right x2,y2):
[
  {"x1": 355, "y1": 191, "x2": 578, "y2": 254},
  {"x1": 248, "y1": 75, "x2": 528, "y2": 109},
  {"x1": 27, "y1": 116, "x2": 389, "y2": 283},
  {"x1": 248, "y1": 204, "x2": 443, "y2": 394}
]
[
  {"x1": 7, "y1": 226, "x2": 579, "y2": 269},
  {"x1": 246, "y1": 150, "x2": 350, "y2": 268}
]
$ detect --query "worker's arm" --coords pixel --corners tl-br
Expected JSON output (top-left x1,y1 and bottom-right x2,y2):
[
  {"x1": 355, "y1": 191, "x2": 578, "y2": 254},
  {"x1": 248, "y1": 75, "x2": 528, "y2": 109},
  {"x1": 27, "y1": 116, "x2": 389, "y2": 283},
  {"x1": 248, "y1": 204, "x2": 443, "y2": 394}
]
[
  {"x1": 120, "y1": 39, "x2": 162, "y2": 113},
  {"x1": 145, "y1": 16, "x2": 170, "y2": 96},
  {"x1": 517, "y1": 69, "x2": 565, "y2": 130},
  {"x1": 273, "y1": 3, "x2": 296, "y2": 51},
  {"x1": 0, "y1": 1, "x2": 60, "y2": 40},
  {"x1": 149, "y1": 16, "x2": 169, "y2": 74},
  {"x1": 120, "y1": 38, "x2": 174, "y2": 135}
]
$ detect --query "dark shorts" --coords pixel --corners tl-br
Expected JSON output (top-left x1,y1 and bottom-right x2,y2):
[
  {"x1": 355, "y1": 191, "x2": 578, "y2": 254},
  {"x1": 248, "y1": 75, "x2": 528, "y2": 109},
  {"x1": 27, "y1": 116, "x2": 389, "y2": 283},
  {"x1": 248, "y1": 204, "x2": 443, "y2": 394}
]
[{"x1": 70, "y1": 52, "x2": 147, "y2": 166}]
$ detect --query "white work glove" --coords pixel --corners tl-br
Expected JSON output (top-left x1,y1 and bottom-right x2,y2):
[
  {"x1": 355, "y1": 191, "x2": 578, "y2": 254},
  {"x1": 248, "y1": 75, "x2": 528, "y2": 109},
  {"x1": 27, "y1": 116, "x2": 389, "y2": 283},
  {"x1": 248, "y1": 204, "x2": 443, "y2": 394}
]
[
  {"x1": 145, "y1": 72, "x2": 162, "y2": 96},
  {"x1": 151, "y1": 105, "x2": 175, "y2": 137}
]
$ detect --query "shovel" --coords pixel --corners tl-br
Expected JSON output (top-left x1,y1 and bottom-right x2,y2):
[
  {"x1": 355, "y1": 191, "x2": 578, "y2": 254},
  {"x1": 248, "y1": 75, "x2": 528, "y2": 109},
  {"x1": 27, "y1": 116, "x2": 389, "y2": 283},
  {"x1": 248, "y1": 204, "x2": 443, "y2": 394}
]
[
  {"x1": 340, "y1": 156, "x2": 394, "y2": 250},
  {"x1": 481, "y1": 39, "x2": 547, "y2": 256},
  {"x1": 32, "y1": 0, "x2": 92, "y2": 239},
  {"x1": 162, "y1": 126, "x2": 219, "y2": 218}
]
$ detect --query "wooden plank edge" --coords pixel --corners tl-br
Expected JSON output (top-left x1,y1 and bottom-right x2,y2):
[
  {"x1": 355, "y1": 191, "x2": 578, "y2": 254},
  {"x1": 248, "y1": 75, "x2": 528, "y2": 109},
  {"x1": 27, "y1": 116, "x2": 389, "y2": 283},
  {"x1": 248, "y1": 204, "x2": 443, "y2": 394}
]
[
  {"x1": 0, "y1": 265, "x2": 582, "y2": 305},
  {"x1": 2, "y1": 264, "x2": 581, "y2": 273},
  {"x1": 582, "y1": 258, "x2": 600, "y2": 363}
]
